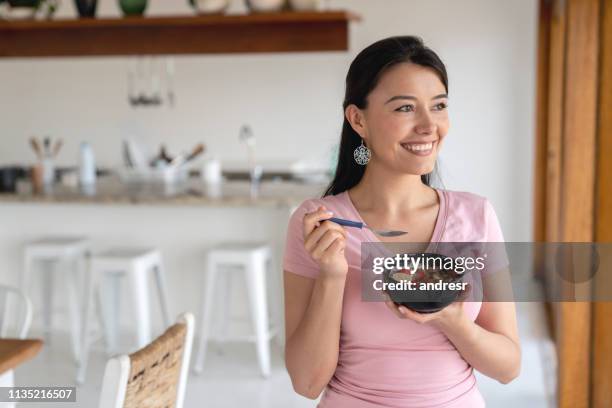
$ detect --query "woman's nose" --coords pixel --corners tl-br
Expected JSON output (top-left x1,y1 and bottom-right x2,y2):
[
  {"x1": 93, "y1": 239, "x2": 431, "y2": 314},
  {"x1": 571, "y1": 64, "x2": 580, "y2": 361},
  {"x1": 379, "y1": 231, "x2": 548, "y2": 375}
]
[{"x1": 415, "y1": 112, "x2": 436, "y2": 135}]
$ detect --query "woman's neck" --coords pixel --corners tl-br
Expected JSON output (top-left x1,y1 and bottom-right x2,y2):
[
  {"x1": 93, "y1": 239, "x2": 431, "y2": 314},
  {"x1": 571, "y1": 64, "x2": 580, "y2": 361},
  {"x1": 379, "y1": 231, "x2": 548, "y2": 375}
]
[{"x1": 348, "y1": 163, "x2": 436, "y2": 218}]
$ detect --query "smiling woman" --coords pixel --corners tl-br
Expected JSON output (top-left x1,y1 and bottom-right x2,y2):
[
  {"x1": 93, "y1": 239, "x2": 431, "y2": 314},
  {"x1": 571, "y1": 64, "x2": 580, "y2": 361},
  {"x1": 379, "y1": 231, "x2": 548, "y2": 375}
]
[
  {"x1": 283, "y1": 36, "x2": 520, "y2": 408},
  {"x1": 325, "y1": 36, "x2": 449, "y2": 195}
]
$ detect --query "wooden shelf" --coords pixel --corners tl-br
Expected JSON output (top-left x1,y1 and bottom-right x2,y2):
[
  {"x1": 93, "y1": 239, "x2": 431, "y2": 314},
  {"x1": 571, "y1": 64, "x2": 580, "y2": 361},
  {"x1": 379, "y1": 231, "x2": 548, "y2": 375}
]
[{"x1": 0, "y1": 11, "x2": 361, "y2": 57}]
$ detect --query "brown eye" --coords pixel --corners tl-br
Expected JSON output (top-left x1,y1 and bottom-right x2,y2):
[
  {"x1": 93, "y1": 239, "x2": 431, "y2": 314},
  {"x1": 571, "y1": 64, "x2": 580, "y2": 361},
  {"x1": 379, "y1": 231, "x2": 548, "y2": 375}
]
[
  {"x1": 433, "y1": 102, "x2": 448, "y2": 111},
  {"x1": 396, "y1": 105, "x2": 415, "y2": 112}
]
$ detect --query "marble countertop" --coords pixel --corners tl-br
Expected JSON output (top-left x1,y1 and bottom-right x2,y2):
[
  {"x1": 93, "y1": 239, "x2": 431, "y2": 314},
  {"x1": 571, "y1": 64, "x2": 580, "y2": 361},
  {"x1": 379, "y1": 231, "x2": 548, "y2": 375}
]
[{"x1": 0, "y1": 175, "x2": 327, "y2": 208}]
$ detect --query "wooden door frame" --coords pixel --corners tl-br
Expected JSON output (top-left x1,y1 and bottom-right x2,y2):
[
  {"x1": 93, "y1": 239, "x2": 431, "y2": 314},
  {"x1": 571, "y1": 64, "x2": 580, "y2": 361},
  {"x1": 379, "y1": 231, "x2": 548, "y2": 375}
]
[
  {"x1": 592, "y1": 1, "x2": 612, "y2": 406},
  {"x1": 534, "y1": 0, "x2": 611, "y2": 406}
]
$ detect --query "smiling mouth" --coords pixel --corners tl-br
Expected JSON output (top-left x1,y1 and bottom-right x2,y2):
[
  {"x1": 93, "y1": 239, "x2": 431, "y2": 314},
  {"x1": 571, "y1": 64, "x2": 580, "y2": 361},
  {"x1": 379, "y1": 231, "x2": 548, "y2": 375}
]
[{"x1": 400, "y1": 141, "x2": 437, "y2": 156}]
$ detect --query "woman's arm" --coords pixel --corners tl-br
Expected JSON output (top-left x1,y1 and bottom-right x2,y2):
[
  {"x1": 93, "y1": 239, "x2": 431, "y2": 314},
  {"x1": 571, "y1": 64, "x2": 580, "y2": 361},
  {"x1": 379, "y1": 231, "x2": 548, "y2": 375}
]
[
  {"x1": 284, "y1": 206, "x2": 349, "y2": 399},
  {"x1": 385, "y1": 268, "x2": 521, "y2": 384},
  {"x1": 284, "y1": 272, "x2": 346, "y2": 399},
  {"x1": 435, "y1": 300, "x2": 521, "y2": 384}
]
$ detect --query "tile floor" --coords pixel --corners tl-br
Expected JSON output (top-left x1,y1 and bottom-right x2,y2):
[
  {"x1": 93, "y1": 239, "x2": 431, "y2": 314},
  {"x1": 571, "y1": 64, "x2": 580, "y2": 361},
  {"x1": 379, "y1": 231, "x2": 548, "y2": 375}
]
[{"x1": 15, "y1": 302, "x2": 554, "y2": 408}]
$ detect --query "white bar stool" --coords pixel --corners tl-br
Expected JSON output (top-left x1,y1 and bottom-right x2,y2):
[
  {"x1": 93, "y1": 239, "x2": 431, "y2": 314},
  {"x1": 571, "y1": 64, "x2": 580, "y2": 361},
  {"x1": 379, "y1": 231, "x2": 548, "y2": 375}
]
[
  {"x1": 194, "y1": 242, "x2": 277, "y2": 378},
  {"x1": 77, "y1": 248, "x2": 171, "y2": 384},
  {"x1": 22, "y1": 236, "x2": 89, "y2": 361}
]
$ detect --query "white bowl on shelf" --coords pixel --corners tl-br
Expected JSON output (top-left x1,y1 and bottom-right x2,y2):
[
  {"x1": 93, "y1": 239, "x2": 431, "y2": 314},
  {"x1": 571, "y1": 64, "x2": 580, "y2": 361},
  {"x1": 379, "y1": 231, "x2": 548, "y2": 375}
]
[
  {"x1": 192, "y1": 0, "x2": 229, "y2": 14},
  {"x1": 245, "y1": 0, "x2": 286, "y2": 12}
]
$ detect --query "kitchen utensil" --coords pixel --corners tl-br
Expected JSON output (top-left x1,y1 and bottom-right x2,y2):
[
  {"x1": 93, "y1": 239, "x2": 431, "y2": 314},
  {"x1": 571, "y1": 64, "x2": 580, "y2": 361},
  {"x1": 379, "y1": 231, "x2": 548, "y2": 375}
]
[
  {"x1": 165, "y1": 58, "x2": 175, "y2": 107},
  {"x1": 249, "y1": 164, "x2": 263, "y2": 199},
  {"x1": 238, "y1": 125, "x2": 255, "y2": 146},
  {"x1": 43, "y1": 136, "x2": 51, "y2": 156},
  {"x1": 149, "y1": 57, "x2": 162, "y2": 105},
  {"x1": 127, "y1": 57, "x2": 162, "y2": 106},
  {"x1": 123, "y1": 138, "x2": 148, "y2": 169},
  {"x1": 328, "y1": 216, "x2": 408, "y2": 237},
  {"x1": 185, "y1": 143, "x2": 205, "y2": 162},
  {"x1": 150, "y1": 144, "x2": 173, "y2": 167},
  {"x1": 52, "y1": 138, "x2": 63, "y2": 157},
  {"x1": 169, "y1": 143, "x2": 205, "y2": 168},
  {"x1": 128, "y1": 58, "x2": 138, "y2": 106},
  {"x1": 122, "y1": 140, "x2": 134, "y2": 167},
  {"x1": 29, "y1": 137, "x2": 42, "y2": 160}
]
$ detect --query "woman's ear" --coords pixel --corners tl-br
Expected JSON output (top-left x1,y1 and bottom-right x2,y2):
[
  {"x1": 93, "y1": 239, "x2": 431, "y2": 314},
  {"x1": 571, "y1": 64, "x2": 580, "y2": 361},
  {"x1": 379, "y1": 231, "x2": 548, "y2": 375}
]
[{"x1": 345, "y1": 104, "x2": 368, "y2": 140}]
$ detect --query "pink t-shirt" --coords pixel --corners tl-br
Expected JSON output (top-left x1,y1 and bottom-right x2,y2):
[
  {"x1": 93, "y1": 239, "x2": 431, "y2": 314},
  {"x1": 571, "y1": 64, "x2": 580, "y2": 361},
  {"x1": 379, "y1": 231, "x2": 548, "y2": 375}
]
[{"x1": 283, "y1": 188, "x2": 508, "y2": 408}]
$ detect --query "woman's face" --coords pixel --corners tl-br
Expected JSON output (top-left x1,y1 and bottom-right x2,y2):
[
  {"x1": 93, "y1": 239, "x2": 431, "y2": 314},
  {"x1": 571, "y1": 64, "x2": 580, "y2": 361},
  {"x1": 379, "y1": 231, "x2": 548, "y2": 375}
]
[{"x1": 348, "y1": 62, "x2": 449, "y2": 175}]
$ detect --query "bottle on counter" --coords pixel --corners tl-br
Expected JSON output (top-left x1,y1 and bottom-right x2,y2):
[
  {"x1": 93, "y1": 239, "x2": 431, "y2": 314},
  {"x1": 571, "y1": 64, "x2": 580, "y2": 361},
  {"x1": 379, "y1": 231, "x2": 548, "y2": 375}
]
[{"x1": 79, "y1": 142, "x2": 96, "y2": 186}]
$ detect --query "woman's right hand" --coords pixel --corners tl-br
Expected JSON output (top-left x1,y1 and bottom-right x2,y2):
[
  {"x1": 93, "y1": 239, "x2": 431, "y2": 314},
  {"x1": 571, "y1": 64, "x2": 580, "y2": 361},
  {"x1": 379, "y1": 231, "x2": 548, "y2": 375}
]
[{"x1": 302, "y1": 205, "x2": 348, "y2": 279}]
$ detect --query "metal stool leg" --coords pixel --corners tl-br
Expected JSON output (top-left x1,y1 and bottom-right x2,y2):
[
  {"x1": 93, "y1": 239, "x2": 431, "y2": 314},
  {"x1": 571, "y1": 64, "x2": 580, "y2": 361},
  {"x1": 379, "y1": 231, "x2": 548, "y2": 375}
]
[
  {"x1": 76, "y1": 264, "x2": 98, "y2": 385},
  {"x1": 128, "y1": 265, "x2": 151, "y2": 348},
  {"x1": 41, "y1": 260, "x2": 55, "y2": 343},
  {"x1": 152, "y1": 257, "x2": 171, "y2": 327},
  {"x1": 64, "y1": 257, "x2": 82, "y2": 362},
  {"x1": 99, "y1": 273, "x2": 121, "y2": 355},
  {"x1": 245, "y1": 253, "x2": 271, "y2": 378},
  {"x1": 194, "y1": 255, "x2": 218, "y2": 374}
]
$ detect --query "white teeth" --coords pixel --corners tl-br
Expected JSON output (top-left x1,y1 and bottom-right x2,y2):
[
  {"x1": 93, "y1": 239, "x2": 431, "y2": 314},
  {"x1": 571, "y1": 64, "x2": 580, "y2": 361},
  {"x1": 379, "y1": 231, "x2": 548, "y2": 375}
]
[{"x1": 402, "y1": 142, "x2": 433, "y2": 151}]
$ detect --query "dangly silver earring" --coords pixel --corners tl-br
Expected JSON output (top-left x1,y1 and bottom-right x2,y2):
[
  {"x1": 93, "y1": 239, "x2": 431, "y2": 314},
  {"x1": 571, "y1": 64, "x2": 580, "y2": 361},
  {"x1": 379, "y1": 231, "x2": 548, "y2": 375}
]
[{"x1": 353, "y1": 139, "x2": 371, "y2": 165}]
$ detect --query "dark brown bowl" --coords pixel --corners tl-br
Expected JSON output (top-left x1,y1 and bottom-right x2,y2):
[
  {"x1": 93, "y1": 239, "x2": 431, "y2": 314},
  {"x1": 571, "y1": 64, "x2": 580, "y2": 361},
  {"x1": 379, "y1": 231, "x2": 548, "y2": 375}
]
[{"x1": 382, "y1": 253, "x2": 464, "y2": 313}]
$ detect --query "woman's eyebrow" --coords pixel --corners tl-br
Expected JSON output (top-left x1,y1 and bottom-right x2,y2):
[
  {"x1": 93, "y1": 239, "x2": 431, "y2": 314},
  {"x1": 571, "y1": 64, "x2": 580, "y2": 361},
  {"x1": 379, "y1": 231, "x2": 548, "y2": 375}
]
[{"x1": 384, "y1": 94, "x2": 449, "y2": 104}]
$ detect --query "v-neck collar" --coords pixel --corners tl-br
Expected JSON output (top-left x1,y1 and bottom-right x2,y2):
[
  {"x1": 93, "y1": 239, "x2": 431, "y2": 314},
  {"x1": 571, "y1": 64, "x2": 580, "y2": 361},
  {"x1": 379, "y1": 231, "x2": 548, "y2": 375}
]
[{"x1": 341, "y1": 187, "x2": 447, "y2": 246}]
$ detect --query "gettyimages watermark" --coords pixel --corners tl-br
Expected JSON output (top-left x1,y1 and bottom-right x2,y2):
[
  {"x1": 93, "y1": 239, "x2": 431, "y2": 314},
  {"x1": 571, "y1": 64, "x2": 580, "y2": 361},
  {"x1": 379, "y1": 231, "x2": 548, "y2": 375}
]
[{"x1": 360, "y1": 242, "x2": 610, "y2": 303}]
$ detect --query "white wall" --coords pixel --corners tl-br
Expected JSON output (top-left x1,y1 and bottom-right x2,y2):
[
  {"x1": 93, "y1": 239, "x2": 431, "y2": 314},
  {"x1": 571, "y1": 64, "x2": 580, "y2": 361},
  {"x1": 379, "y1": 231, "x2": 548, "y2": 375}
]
[{"x1": 0, "y1": 0, "x2": 537, "y2": 241}]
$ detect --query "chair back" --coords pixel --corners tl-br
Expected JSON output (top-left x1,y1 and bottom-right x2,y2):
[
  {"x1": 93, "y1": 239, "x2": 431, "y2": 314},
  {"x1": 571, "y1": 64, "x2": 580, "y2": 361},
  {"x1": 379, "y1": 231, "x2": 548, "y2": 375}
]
[
  {"x1": 99, "y1": 313, "x2": 194, "y2": 408},
  {"x1": 0, "y1": 285, "x2": 32, "y2": 339}
]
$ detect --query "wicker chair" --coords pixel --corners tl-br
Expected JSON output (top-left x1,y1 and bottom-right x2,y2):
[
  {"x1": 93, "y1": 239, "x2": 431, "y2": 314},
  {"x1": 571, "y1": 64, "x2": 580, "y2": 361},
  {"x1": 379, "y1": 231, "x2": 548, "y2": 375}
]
[{"x1": 98, "y1": 313, "x2": 194, "y2": 408}]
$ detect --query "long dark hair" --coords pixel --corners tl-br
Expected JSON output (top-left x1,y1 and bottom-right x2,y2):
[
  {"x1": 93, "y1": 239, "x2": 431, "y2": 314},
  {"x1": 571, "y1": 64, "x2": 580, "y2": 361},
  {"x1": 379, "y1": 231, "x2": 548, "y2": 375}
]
[{"x1": 323, "y1": 36, "x2": 448, "y2": 197}]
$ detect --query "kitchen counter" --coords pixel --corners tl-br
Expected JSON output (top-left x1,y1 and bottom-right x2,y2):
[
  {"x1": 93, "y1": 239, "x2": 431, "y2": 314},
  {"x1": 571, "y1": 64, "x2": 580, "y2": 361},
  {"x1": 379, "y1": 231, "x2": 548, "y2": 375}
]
[
  {"x1": 0, "y1": 175, "x2": 327, "y2": 208},
  {"x1": 0, "y1": 174, "x2": 328, "y2": 349}
]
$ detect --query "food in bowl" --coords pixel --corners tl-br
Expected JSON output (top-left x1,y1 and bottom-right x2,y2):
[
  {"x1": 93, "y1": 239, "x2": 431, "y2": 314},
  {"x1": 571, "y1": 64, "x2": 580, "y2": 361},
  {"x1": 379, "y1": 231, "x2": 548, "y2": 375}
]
[{"x1": 382, "y1": 253, "x2": 466, "y2": 313}]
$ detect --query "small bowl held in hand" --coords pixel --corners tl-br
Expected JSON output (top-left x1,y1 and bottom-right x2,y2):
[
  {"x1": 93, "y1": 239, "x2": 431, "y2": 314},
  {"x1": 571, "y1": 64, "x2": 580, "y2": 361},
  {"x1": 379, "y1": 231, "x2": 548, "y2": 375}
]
[{"x1": 382, "y1": 253, "x2": 465, "y2": 313}]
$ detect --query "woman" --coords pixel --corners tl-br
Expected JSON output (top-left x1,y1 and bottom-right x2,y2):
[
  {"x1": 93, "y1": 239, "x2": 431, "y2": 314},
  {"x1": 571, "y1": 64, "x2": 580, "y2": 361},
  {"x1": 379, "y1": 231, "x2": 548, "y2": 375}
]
[{"x1": 283, "y1": 36, "x2": 520, "y2": 407}]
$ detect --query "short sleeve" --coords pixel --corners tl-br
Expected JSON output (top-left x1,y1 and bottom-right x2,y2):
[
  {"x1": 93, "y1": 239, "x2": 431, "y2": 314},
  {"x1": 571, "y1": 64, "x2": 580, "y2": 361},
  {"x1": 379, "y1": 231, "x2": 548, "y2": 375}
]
[
  {"x1": 482, "y1": 199, "x2": 510, "y2": 276},
  {"x1": 282, "y1": 199, "x2": 322, "y2": 279},
  {"x1": 484, "y1": 199, "x2": 506, "y2": 242}
]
